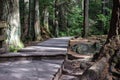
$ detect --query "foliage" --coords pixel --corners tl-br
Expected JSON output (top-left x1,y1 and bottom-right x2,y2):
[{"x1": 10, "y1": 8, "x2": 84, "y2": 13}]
[
  {"x1": 19, "y1": 0, "x2": 112, "y2": 41},
  {"x1": 91, "y1": 8, "x2": 112, "y2": 35},
  {"x1": 59, "y1": 0, "x2": 112, "y2": 36},
  {"x1": 59, "y1": 2, "x2": 83, "y2": 36},
  {"x1": 19, "y1": 0, "x2": 113, "y2": 39},
  {"x1": 20, "y1": 0, "x2": 112, "y2": 37}
]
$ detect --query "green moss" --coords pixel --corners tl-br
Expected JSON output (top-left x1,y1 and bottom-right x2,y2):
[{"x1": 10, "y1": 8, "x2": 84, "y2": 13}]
[{"x1": 8, "y1": 41, "x2": 24, "y2": 52}]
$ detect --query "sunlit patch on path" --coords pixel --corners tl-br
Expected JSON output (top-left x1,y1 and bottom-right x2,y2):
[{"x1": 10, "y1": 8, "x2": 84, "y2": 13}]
[{"x1": 0, "y1": 37, "x2": 71, "y2": 80}]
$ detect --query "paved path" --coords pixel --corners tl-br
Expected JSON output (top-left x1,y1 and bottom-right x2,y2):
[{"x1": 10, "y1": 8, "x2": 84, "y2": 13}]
[{"x1": 0, "y1": 37, "x2": 71, "y2": 80}]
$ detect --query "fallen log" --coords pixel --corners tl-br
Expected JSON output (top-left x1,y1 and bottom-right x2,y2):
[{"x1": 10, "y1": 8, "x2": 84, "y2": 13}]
[{"x1": 80, "y1": 57, "x2": 109, "y2": 80}]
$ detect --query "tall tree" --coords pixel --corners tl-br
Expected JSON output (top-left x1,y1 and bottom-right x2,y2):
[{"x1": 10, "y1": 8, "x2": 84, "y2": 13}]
[
  {"x1": 19, "y1": 0, "x2": 30, "y2": 41},
  {"x1": 102, "y1": 0, "x2": 110, "y2": 15},
  {"x1": 43, "y1": 6, "x2": 49, "y2": 33},
  {"x1": 2, "y1": 0, "x2": 24, "y2": 50},
  {"x1": 54, "y1": 0, "x2": 59, "y2": 37},
  {"x1": 28, "y1": 0, "x2": 35, "y2": 41},
  {"x1": 19, "y1": 0, "x2": 25, "y2": 40},
  {"x1": 82, "y1": 0, "x2": 89, "y2": 38},
  {"x1": 81, "y1": 0, "x2": 120, "y2": 79},
  {"x1": 34, "y1": 0, "x2": 42, "y2": 40},
  {"x1": 0, "y1": 0, "x2": 4, "y2": 21}
]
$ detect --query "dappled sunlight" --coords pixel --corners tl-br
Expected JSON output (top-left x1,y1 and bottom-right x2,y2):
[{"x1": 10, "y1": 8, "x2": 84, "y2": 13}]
[
  {"x1": 0, "y1": 59, "x2": 63, "y2": 80},
  {"x1": 0, "y1": 36, "x2": 71, "y2": 80},
  {"x1": 21, "y1": 46, "x2": 67, "y2": 51},
  {"x1": 19, "y1": 37, "x2": 71, "y2": 53},
  {"x1": 12, "y1": 60, "x2": 32, "y2": 64},
  {"x1": 53, "y1": 37, "x2": 72, "y2": 39},
  {"x1": 13, "y1": 68, "x2": 31, "y2": 72},
  {"x1": 0, "y1": 62, "x2": 11, "y2": 66},
  {"x1": 11, "y1": 73, "x2": 23, "y2": 79}
]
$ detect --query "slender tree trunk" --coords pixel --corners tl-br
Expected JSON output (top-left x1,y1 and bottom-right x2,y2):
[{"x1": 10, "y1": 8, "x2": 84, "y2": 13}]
[
  {"x1": 102, "y1": 0, "x2": 110, "y2": 15},
  {"x1": 2, "y1": 0, "x2": 24, "y2": 50},
  {"x1": 59, "y1": 7, "x2": 67, "y2": 31},
  {"x1": 102, "y1": 0, "x2": 106, "y2": 15},
  {"x1": 82, "y1": 0, "x2": 89, "y2": 38},
  {"x1": 43, "y1": 7, "x2": 49, "y2": 32},
  {"x1": 60, "y1": 7, "x2": 68, "y2": 35},
  {"x1": 54, "y1": 0, "x2": 59, "y2": 37},
  {"x1": 28, "y1": 0, "x2": 35, "y2": 41},
  {"x1": 34, "y1": 0, "x2": 42, "y2": 40},
  {"x1": 81, "y1": 0, "x2": 84, "y2": 11},
  {"x1": 19, "y1": 0, "x2": 25, "y2": 41},
  {"x1": 19, "y1": 0, "x2": 29, "y2": 42},
  {"x1": 100, "y1": 0, "x2": 110, "y2": 33},
  {"x1": 59, "y1": 7, "x2": 63, "y2": 31},
  {"x1": 0, "y1": 0, "x2": 4, "y2": 21}
]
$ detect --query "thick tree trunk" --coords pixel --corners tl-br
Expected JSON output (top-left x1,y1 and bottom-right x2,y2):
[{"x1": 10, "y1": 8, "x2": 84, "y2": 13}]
[
  {"x1": 80, "y1": 0, "x2": 120, "y2": 80},
  {"x1": 2, "y1": 0, "x2": 24, "y2": 51},
  {"x1": 107, "y1": 0, "x2": 120, "y2": 40}
]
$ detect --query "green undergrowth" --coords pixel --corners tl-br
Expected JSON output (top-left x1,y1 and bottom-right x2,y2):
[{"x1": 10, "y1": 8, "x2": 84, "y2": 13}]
[{"x1": 8, "y1": 42, "x2": 24, "y2": 52}]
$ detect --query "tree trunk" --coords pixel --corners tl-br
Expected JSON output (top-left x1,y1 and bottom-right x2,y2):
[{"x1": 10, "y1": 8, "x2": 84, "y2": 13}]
[
  {"x1": 82, "y1": 0, "x2": 89, "y2": 38},
  {"x1": 19, "y1": 0, "x2": 29, "y2": 42},
  {"x1": 81, "y1": 0, "x2": 84, "y2": 11},
  {"x1": 28, "y1": 0, "x2": 35, "y2": 41},
  {"x1": 54, "y1": 0, "x2": 59, "y2": 37},
  {"x1": 19, "y1": 0, "x2": 25, "y2": 41},
  {"x1": 43, "y1": 7, "x2": 49, "y2": 33},
  {"x1": 59, "y1": 6, "x2": 68, "y2": 32},
  {"x1": 2, "y1": 0, "x2": 24, "y2": 51},
  {"x1": 100, "y1": 0, "x2": 109, "y2": 33},
  {"x1": 80, "y1": 0, "x2": 120, "y2": 80},
  {"x1": 34, "y1": 0, "x2": 42, "y2": 41},
  {"x1": 0, "y1": 0, "x2": 4, "y2": 21},
  {"x1": 102, "y1": 0, "x2": 110, "y2": 15}
]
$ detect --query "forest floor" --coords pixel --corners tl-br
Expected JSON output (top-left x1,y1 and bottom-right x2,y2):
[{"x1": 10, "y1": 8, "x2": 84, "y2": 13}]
[
  {"x1": 0, "y1": 35, "x2": 108, "y2": 80},
  {"x1": 53, "y1": 35, "x2": 107, "y2": 80}
]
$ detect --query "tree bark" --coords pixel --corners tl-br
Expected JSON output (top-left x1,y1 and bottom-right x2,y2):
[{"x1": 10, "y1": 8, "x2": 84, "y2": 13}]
[
  {"x1": 28, "y1": 0, "x2": 35, "y2": 41},
  {"x1": 2, "y1": 0, "x2": 24, "y2": 51},
  {"x1": 54, "y1": 0, "x2": 59, "y2": 37},
  {"x1": 43, "y1": 7, "x2": 49, "y2": 33},
  {"x1": 82, "y1": 0, "x2": 89, "y2": 38},
  {"x1": 34, "y1": 0, "x2": 42, "y2": 41},
  {"x1": 0, "y1": 0, "x2": 4, "y2": 21},
  {"x1": 19, "y1": 0, "x2": 25, "y2": 41},
  {"x1": 19, "y1": 0, "x2": 30, "y2": 42}
]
